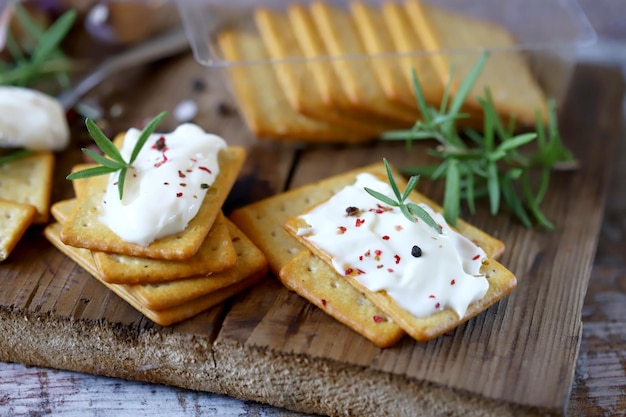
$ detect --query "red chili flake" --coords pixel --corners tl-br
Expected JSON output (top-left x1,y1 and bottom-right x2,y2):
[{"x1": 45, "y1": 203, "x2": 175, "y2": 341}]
[
  {"x1": 176, "y1": 192, "x2": 183, "y2": 198},
  {"x1": 180, "y1": 183, "x2": 187, "y2": 187},
  {"x1": 190, "y1": 158, "x2": 198, "y2": 162},
  {"x1": 113, "y1": 181, "x2": 118, "y2": 186},
  {"x1": 132, "y1": 173, "x2": 137, "y2": 178},
  {"x1": 382, "y1": 235, "x2": 390, "y2": 240},
  {"x1": 435, "y1": 302, "x2": 441, "y2": 309},
  {"x1": 337, "y1": 226, "x2": 347, "y2": 235},
  {"x1": 359, "y1": 255, "x2": 364, "y2": 261},
  {"x1": 429, "y1": 295, "x2": 436, "y2": 299},
  {"x1": 355, "y1": 218, "x2": 365, "y2": 227},
  {"x1": 450, "y1": 279, "x2": 456, "y2": 285},
  {"x1": 164, "y1": 182, "x2": 170, "y2": 186},
  {"x1": 364, "y1": 250, "x2": 371, "y2": 257},
  {"x1": 199, "y1": 166, "x2": 212, "y2": 174},
  {"x1": 232, "y1": 237, "x2": 241, "y2": 242},
  {"x1": 394, "y1": 225, "x2": 403, "y2": 231},
  {"x1": 186, "y1": 169, "x2": 193, "y2": 173},
  {"x1": 321, "y1": 299, "x2": 327, "y2": 307},
  {"x1": 377, "y1": 265, "x2": 383, "y2": 269},
  {"x1": 394, "y1": 254, "x2": 401, "y2": 264},
  {"x1": 344, "y1": 268, "x2": 354, "y2": 276},
  {"x1": 387, "y1": 268, "x2": 394, "y2": 273},
  {"x1": 375, "y1": 249, "x2": 382, "y2": 256},
  {"x1": 472, "y1": 254, "x2": 481, "y2": 260},
  {"x1": 373, "y1": 315, "x2": 384, "y2": 323},
  {"x1": 178, "y1": 170, "x2": 186, "y2": 178},
  {"x1": 375, "y1": 208, "x2": 384, "y2": 214},
  {"x1": 356, "y1": 268, "x2": 365, "y2": 275}
]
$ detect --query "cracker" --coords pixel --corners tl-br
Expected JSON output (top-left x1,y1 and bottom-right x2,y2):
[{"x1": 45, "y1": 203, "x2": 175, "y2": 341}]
[
  {"x1": 217, "y1": 28, "x2": 371, "y2": 143},
  {"x1": 283, "y1": 167, "x2": 514, "y2": 342},
  {"x1": 349, "y1": 1, "x2": 418, "y2": 109},
  {"x1": 380, "y1": 1, "x2": 444, "y2": 106},
  {"x1": 254, "y1": 7, "x2": 393, "y2": 138},
  {"x1": 0, "y1": 151, "x2": 54, "y2": 223},
  {"x1": 280, "y1": 251, "x2": 404, "y2": 348},
  {"x1": 44, "y1": 222, "x2": 266, "y2": 327},
  {"x1": 127, "y1": 220, "x2": 267, "y2": 311},
  {"x1": 0, "y1": 199, "x2": 37, "y2": 262},
  {"x1": 53, "y1": 198, "x2": 238, "y2": 284},
  {"x1": 307, "y1": 1, "x2": 418, "y2": 125},
  {"x1": 405, "y1": 0, "x2": 547, "y2": 125},
  {"x1": 60, "y1": 146, "x2": 246, "y2": 260}
]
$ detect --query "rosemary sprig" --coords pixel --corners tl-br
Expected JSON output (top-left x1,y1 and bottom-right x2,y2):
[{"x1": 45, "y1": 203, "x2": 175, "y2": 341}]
[
  {"x1": 381, "y1": 51, "x2": 575, "y2": 230},
  {"x1": 364, "y1": 158, "x2": 442, "y2": 234},
  {"x1": 66, "y1": 112, "x2": 168, "y2": 199},
  {"x1": 0, "y1": 4, "x2": 77, "y2": 90},
  {"x1": 0, "y1": 148, "x2": 32, "y2": 166}
]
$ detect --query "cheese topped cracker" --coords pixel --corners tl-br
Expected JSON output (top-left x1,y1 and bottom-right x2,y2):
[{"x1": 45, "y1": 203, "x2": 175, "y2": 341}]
[
  {"x1": 294, "y1": 173, "x2": 489, "y2": 319},
  {"x1": 100, "y1": 123, "x2": 226, "y2": 246}
]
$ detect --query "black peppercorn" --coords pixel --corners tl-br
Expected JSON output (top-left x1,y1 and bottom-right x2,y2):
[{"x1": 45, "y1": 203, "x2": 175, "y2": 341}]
[
  {"x1": 411, "y1": 245, "x2": 422, "y2": 257},
  {"x1": 345, "y1": 206, "x2": 359, "y2": 216}
]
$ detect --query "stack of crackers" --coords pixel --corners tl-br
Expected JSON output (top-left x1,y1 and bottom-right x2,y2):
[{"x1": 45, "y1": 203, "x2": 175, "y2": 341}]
[
  {"x1": 230, "y1": 162, "x2": 516, "y2": 347},
  {"x1": 44, "y1": 136, "x2": 268, "y2": 327},
  {"x1": 218, "y1": 0, "x2": 547, "y2": 142},
  {"x1": 0, "y1": 151, "x2": 54, "y2": 262}
]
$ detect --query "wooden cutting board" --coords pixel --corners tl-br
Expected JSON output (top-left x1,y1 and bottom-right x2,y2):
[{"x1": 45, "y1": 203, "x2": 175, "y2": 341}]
[{"x1": 0, "y1": 59, "x2": 623, "y2": 417}]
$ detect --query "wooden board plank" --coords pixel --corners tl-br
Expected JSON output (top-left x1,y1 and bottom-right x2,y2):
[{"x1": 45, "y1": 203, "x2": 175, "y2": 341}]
[{"x1": 0, "y1": 59, "x2": 623, "y2": 417}]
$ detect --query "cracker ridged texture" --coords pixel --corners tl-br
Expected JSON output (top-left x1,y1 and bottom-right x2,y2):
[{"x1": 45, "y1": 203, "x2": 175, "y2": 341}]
[{"x1": 217, "y1": 28, "x2": 372, "y2": 143}]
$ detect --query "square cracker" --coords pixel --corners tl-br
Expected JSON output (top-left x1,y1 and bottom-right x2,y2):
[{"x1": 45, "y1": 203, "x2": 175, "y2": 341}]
[
  {"x1": 44, "y1": 222, "x2": 266, "y2": 327},
  {"x1": 279, "y1": 250, "x2": 404, "y2": 348},
  {"x1": 127, "y1": 219, "x2": 267, "y2": 311},
  {"x1": 60, "y1": 146, "x2": 246, "y2": 260},
  {"x1": 283, "y1": 169, "x2": 515, "y2": 342},
  {"x1": 404, "y1": 0, "x2": 547, "y2": 125},
  {"x1": 349, "y1": 1, "x2": 419, "y2": 109},
  {"x1": 53, "y1": 198, "x2": 238, "y2": 284},
  {"x1": 307, "y1": 1, "x2": 418, "y2": 125},
  {"x1": 0, "y1": 151, "x2": 54, "y2": 223},
  {"x1": 254, "y1": 7, "x2": 398, "y2": 137},
  {"x1": 0, "y1": 198, "x2": 37, "y2": 262},
  {"x1": 217, "y1": 28, "x2": 371, "y2": 143},
  {"x1": 230, "y1": 162, "x2": 505, "y2": 346},
  {"x1": 380, "y1": 1, "x2": 444, "y2": 106}
]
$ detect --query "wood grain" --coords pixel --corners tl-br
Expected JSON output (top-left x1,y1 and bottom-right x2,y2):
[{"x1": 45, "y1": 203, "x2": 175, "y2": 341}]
[{"x1": 0, "y1": 55, "x2": 624, "y2": 416}]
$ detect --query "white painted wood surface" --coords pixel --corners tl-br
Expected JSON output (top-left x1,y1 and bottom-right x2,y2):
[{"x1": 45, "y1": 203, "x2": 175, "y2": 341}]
[{"x1": 0, "y1": 361, "x2": 310, "y2": 417}]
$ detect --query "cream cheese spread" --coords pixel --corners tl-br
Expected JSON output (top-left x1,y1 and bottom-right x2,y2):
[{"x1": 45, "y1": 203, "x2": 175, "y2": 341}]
[
  {"x1": 99, "y1": 123, "x2": 226, "y2": 246},
  {"x1": 0, "y1": 86, "x2": 70, "y2": 151},
  {"x1": 297, "y1": 173, "x2": 489, "y2": 319}
]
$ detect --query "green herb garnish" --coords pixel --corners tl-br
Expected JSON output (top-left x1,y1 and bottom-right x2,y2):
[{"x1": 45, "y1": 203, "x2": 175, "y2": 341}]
[
  {"x1": 66, "y1": 112, "x2": 168, "y2": 199},
  {"x1": 0, "y1": 148, "x2": 33, "y2": 166},
  {"x1": 364, "y1": 158, "x2": 442, "y2": 234},
  {"x1": 0, "y1": 4, "x2": 77, "y2": 90},
  {"x1": 382, "y1": 51, "x2": 575, "y2": 230}
]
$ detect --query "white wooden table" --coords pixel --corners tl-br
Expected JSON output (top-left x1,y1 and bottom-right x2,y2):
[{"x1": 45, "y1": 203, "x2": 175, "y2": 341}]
[{"x1": 0, "y1": 361, "x2": 310, "y2": 416}]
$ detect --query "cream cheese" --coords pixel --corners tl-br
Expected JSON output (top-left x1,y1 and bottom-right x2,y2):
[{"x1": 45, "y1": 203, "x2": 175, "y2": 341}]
[
  {"x1": 297, "y1": 173, "x2": 489, "y2": 319},
  {"x1": 0, "y1": 86, "x2": 70, "y2": 151},
  {"x1": 99, "y1": 123, "x2": 226, "y2": 246}
]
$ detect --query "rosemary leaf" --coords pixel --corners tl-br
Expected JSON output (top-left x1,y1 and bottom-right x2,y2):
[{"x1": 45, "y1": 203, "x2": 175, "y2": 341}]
[
  {"x1": 130, "y1": 111, "x2": 167, "y2": 164},
  {"x1": 85, "y1": 118, "x2": 125, "y2": 164},
  {"x1": 0, "y1": 149, "x2": 32, "y2": 166},
  {"x1": 67, "y1": 165, "x2": 119, "y2": 179}
]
